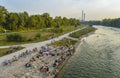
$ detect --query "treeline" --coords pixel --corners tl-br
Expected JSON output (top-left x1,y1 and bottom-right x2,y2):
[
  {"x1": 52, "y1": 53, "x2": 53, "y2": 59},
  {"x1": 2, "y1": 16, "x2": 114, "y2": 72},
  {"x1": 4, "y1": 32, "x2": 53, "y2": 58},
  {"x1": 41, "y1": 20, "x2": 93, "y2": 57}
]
[
  {"x1": 101, "y1": 18, "x2": 120, "y2": 28},
  {"x1": 86, "y1": 18, "x2": 120, "y2": 28},
  {"x1": 0, "y1": 5, "x2": 80, "y2": 31}
]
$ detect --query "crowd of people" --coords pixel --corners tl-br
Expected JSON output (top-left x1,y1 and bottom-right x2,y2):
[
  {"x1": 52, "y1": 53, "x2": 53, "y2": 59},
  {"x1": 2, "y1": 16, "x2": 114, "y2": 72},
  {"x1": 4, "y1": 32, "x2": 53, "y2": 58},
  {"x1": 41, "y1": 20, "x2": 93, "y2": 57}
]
[
  {"x1": 24, "y1": 44, "x2": 75, "y2": 78},
  {"x1": 0, "y1": 43, "x2": 75, "y2": 78}
]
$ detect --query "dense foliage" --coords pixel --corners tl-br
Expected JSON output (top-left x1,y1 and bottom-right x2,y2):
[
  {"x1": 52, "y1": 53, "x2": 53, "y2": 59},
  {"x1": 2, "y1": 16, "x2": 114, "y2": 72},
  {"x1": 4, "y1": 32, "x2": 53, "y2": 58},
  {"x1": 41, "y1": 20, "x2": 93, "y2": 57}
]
[
  {"x1": 6, "y1": 33, "x2": 25, "y2": 42},
  {"x1": 0, "y1": 5, "x2": 80, "y2": 32},
  {"x1": 86, "y1": 18, "x2": 120, "y2": 28},
  {"x1": 101, "y1": 18, "x2": 120, "y2": 28},
  {"x1": 69, "y1": 26, "x2": 96, "y2": 38}
]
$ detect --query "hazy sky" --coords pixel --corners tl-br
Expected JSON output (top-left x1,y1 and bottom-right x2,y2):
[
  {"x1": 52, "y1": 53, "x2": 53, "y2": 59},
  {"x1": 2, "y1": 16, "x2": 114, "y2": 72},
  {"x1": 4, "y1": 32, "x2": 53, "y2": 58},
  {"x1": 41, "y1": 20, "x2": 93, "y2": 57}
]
[{"x1": 0, "y1": 0, "x2": 120, "y2": 20}]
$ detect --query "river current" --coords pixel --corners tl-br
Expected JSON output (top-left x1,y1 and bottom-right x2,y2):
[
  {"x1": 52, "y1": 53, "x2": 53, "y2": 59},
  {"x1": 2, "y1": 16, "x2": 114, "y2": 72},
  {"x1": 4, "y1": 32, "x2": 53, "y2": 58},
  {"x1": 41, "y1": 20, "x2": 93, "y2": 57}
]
[{"x1": 57, "y1": 26, "x2": 120, "y2": 78}]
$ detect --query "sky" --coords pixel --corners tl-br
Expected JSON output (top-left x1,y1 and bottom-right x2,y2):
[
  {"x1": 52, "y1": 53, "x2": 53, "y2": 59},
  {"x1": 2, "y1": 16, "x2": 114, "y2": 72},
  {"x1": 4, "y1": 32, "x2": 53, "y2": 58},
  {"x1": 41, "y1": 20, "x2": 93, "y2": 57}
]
[{"x1": 0, "y1": 0, "x2": 120, "y2": 20}]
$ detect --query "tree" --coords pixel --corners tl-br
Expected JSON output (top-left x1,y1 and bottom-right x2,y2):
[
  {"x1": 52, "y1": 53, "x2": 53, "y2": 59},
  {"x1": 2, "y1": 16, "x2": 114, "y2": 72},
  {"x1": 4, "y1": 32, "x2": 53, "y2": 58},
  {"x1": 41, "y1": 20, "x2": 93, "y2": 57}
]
[
  {"x1": 6, "y1": 13, "x2": 19, "y2": 30},
  {"x1": 18, "y1": 11, "x2": 29, "y2": 29},
  {"x1": 42, "y1": 13, "x2": 54, "y2": 28},
  {"x1": 0, "y1": 6, "x2": 8, "y2": 28}
]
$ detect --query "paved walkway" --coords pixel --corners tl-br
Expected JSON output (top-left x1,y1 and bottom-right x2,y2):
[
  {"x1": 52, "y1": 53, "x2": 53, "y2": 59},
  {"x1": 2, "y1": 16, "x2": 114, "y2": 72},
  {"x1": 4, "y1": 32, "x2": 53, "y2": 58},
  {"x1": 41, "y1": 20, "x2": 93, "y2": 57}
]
[{"x1": 0, "y1": 27, "x2": 87, "y2": 65}]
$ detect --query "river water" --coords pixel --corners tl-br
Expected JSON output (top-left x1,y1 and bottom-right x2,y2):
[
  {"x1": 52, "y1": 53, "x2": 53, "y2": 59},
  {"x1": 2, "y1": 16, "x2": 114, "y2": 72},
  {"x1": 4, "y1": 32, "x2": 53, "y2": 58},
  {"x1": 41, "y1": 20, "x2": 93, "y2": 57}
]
[{"x1": 57, "y1": 26, "x2": 120, "y2": 78}]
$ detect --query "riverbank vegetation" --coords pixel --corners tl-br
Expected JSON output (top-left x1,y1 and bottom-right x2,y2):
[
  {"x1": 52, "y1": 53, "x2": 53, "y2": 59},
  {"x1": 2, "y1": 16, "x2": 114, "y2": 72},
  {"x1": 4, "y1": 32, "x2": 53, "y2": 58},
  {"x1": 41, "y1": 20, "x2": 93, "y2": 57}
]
[
  {"x1": 69, "y1": 26, "x2": 96, "y2": 38},
  {"x1": 0, "y1": 25, "x2": 83, "y2": 46},
  {"x1": 51, "y1": 38, "x2": 77, "y2": 46},
  {"x1": 86, "y1": 18, "x2": 120, "y2": 28},
  {"x1": 101, "y1": 18, "x2": 120, "y2": 28},
  {"x1": 0, "y1": 46, "x2": 24, "y2": 57}
]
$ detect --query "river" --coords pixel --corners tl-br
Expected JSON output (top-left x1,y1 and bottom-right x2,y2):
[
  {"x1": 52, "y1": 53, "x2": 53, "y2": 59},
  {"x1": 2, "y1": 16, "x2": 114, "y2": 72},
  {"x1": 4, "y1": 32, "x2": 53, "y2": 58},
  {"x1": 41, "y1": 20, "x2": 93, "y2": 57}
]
[{"x1": 57, "y1": 25, "x2": 120, "y2": 78}]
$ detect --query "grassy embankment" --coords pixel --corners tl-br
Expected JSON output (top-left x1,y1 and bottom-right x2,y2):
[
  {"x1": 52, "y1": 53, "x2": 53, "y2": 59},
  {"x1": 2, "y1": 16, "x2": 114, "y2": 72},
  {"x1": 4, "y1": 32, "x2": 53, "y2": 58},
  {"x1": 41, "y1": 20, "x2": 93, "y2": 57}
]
[
  {"x1": 0, "y1": 47, "x2": 24, "y2": 57},
  {"x1": 0, "y1": 25, "x2": 84, "y2": 46},
  {"x1": 51, "y1": 38, "x2": 77, "y2": 46},
  {"x1": 51, "y1": 26, "x2": 96, "y2": 46},
  {"x1": 69, "y1": 26, "x2": 96, "y2": 38}
]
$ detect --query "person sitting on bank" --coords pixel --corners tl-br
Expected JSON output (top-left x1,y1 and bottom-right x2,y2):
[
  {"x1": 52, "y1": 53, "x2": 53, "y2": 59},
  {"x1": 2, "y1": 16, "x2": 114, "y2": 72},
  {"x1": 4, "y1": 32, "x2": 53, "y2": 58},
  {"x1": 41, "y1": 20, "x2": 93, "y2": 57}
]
[{"x1": 25, "y1": 62, "x2": 32, "y2": 68}]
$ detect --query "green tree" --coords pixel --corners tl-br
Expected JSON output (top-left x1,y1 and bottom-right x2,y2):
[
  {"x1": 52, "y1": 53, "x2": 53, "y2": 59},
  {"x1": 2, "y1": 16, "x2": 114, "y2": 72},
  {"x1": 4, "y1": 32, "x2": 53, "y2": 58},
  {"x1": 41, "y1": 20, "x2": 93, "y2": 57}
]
[
  {"x1": 0, "y1": 6, "x2": 8, "y2": 28},
  {"x1": 6, "y1": 13, "x2": 19, "y2": 30},
  {"x1": 18, "y1": 12, "x2": 29, "y2": 30},
  {"x1": 42, "y1": 13, "x2": 54, "y2": 28}
]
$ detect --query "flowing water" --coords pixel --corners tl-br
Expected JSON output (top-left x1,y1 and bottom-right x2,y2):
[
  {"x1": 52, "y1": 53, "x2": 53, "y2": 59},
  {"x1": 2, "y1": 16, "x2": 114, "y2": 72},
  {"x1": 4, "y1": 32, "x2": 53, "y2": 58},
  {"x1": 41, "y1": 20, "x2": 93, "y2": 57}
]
[{"x1": 57, "y1": 26, "x2": 120, "y2": 78}]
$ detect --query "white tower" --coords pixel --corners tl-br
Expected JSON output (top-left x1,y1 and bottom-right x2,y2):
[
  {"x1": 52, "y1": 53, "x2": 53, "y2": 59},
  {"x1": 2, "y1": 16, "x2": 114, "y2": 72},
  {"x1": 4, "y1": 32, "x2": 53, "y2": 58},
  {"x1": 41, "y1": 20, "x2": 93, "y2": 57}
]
[{"x1": 82, "y1": 10, "x2": 84, "y2": 22}]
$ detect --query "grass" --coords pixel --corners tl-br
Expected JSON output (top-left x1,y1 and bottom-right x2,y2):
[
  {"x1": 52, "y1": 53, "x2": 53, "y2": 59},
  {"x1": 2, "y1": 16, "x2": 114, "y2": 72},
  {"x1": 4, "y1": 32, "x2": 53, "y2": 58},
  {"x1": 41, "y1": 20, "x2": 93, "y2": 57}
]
[
  {"x1": 69, "y1": 26, "x2": 96, "y2": 38},
  {"x1": 0, "y1": 47, "x2": 25, "y2": 57},
  {"x1": 50, "y1": 38, "x2": 77, "y2": 47},
  {"x1": 0, "y1": 25, "x2": 84, "y2": 46}
]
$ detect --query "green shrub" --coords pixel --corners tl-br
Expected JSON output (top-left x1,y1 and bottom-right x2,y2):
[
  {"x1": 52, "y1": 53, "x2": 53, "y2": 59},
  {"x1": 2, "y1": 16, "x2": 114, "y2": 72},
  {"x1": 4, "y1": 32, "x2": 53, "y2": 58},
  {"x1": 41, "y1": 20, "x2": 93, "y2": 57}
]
[
  {"x1": 27, "y1": 38, "x2": 34, "y2": 41},
  {"x1": 50, "y1": 28, "x2": 63, "y2": 33},
  {"x1": 0, "y1": 27, "x2": 4, "y2": 33},
  {"x1": 70, "y1": 26, "x2": 96, "y2": 38},
  {"x1": 51, "y1": 38, "x2": 77, "y2": 46},
  {"x1": 6, "y1": 33, "x2": 25, "y2": 42},
  {"x1": 35, "y1": 33, "x2": 41, "y2": 39}
]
